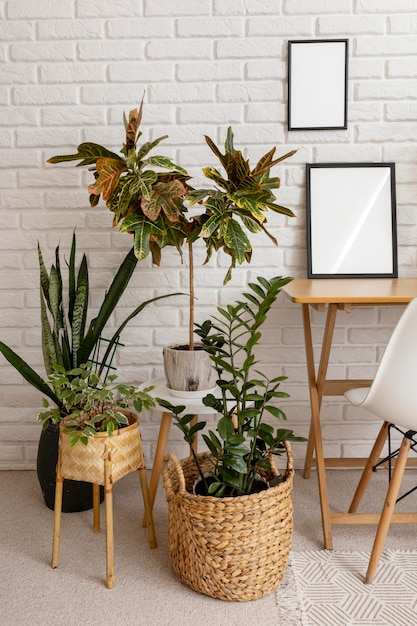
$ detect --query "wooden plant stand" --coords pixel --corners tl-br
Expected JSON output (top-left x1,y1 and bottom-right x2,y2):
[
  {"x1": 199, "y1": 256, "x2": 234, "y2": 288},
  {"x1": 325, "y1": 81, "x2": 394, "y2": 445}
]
[{"x1": 51, "y1": 410, "x2": 157, "y2": 588}]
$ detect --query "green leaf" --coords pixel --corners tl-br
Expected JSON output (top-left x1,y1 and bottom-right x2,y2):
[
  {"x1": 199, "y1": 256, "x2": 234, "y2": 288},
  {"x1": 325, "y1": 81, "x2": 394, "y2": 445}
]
[
  {"x1": 217, "y1": 416, "x2": 234, "y2": 441},
  {"x1": 71, "y1": 272, "x2": 88, "y2": 366},
  {"x1": 141, "y1": 180, "x2": 186, "y2": 223},
  {"x1": 77, "y1": 247, "x2": 138, "y2": 366},
  {"x1": 47, "y1": 142, "x2": 122, "y2": 166},
  {"x1": 265, "y1": 405, "x2": 287, "y2": 420},
  {"x1": 0, "y1": 341, "x2": 62, "y2": 407},
  {"x1": 68, "y1": 232, "x2": 76, "y2": 325},
  {"x1": 88, "y1": 157, "x2": 128, "y2": 201},
  {"x1": 40, "y1": 284, "x2": 60, "y2": 376},
  {"x1": 98, "y1": 291, "x2": 186, "y2": 377},
  {"x1": 223, "y1": 454, "x2": 247, "y2": 473}
]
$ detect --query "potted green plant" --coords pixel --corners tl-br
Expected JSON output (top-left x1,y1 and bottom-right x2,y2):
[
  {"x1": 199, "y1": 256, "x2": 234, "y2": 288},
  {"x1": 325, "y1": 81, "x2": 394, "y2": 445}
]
[
  {"x1": 46, "y1": 102, "x2": 297, "y2": 395},
  {"x1": 160, "y1": 276, "x2": 305, "y2": 601},
  {"x1": 37, "y1": 361, "x2": 155, "y2": 447},
  {"x1": 0, "y1": 233, "x2": 180, "y2": 510},
  {"x1": 45, "y1": 361, "x2": 157, "y2": 589}
]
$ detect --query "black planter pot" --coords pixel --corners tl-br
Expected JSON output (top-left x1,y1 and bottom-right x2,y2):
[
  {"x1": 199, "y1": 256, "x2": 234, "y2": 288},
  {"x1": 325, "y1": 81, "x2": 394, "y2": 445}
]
[
  {"x1": 193, "y1": 473, "x2": 269, "y2": 497},
  {"x1": 37, "y1": 423, "x2": 104, "y2": 512}
]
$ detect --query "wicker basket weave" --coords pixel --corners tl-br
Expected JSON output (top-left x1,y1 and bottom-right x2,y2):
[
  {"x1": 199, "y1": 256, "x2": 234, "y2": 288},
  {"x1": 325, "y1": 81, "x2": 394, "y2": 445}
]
[
  {"x1": 59, "y1": 410, "x2": 143, "y2": 486},
  {"x1": 162, "y1": 442, "x2": 294, "y2": 602}
]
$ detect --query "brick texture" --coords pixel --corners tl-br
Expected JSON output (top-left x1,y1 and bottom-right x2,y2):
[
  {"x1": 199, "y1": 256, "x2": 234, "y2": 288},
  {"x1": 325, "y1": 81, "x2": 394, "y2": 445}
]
[{"x1": 1, "y1": 1, "x2": 416, "y2": 469}]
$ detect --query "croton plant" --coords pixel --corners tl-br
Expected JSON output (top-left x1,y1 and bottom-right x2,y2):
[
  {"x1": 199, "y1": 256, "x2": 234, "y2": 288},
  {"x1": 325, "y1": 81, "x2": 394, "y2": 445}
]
[{"x1": 48, "y1": 100, "x2": 296, "y2": 347}]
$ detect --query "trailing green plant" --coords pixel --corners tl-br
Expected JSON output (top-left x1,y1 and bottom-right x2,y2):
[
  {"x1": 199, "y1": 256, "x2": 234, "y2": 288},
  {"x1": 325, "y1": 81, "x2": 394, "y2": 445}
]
[
  {"x1": 47, "y1": 103, "x2": 296, "y2": 351},
  {"x1": 0, "y1": 233, "x2": 182, "y2": 413},
  {"x1": 158, "y1": 276, "x2": 305, "y2": 497},
  {"x1": 37, "y1": 362, "x2": 155, "y2": 446}
]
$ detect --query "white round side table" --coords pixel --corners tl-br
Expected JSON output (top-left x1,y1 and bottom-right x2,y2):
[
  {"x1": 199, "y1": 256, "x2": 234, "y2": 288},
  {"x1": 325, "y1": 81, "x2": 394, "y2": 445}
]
[{"x1": 139, "y1": 377, "x2": 224, "y2": 518}]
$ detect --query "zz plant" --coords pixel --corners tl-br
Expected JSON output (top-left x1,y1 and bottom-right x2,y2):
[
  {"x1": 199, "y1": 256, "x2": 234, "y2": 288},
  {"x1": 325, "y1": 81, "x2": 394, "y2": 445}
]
[{"x1": 158, "y1": 276, "x2": 305, "y2": 497}]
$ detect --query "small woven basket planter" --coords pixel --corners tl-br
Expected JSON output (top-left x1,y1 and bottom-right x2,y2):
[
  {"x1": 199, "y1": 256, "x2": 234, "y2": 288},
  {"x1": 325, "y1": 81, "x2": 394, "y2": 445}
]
[
  {"x1": 162, "y1": 442, "x2": 294, "y2": 602},
  {"x1": 59, "y1": 410, "x2": 143, "y2": 486}
]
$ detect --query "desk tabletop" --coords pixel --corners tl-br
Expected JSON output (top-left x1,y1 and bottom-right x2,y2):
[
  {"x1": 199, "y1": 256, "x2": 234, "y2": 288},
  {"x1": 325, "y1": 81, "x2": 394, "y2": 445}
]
[{"x1": 282, "y1": 278, "x2": 417, "y2": 305}]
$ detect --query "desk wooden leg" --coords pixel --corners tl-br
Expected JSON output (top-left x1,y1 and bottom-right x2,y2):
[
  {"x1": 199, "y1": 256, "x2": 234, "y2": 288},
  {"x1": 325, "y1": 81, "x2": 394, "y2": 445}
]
[
  {"x1": 142, "y1": 411, "x2": 172, "y2": 527},
  {"x1": 303, "y1": 303, "x2": 338, "y2": 478},
  {"x1": 302, "y1": 303, "x2": 338, "y2": 549}
]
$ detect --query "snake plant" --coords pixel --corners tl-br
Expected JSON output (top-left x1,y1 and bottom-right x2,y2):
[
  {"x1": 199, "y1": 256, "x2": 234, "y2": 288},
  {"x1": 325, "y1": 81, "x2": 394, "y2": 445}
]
[{"x1": 0, "y1": 233, "x2": 181, "y2": 411}]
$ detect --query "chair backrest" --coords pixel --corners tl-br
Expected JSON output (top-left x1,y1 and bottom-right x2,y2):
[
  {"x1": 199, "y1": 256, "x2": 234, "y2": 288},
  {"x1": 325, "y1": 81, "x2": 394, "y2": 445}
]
[{"x1": 361, "y1": 296, "x2": 417, "y2": 431}]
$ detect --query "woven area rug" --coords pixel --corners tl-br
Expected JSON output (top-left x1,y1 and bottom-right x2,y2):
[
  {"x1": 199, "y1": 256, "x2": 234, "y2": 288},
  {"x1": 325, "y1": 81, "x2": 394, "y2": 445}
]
[{"x1": 287, "y1": 550, "x2": 417, "y2": 625}]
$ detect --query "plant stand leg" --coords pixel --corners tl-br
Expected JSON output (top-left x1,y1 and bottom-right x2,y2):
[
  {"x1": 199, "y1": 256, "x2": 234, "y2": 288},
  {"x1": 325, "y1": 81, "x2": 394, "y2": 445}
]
[
  {"x1": 190, "y1": 414, "x2": 198, "y2": 454},
  {"x1": 104, "y1": 450, "x2": 115, "y2": 589},
  {"x1": 138, "y1": 467, "x2": 157, "y2": 549},
  {"x1": 93, "y1": 483, "x2": 100, "y2": 532},
  {"x1": 51, "y1": 449, "x2": 63, "y2": 569},
  {"x1": 142, "y1": 411, "x2": 172, "y2": 527}
]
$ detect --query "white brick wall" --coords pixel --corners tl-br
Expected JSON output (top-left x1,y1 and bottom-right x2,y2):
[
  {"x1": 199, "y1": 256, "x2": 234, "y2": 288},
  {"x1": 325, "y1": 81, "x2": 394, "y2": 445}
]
[{"x1": 1, "y1": 0, "x2": 416, "y2": 468}]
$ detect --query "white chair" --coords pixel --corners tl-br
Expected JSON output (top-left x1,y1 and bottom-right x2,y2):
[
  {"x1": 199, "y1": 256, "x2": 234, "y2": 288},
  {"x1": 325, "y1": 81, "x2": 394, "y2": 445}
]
[{"x1": 345, "y1": 296, "x2": 417, "y2": 584}]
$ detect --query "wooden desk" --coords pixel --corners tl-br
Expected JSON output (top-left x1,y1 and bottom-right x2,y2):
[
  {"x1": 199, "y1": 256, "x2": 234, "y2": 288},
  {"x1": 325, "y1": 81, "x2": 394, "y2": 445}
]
[{"x1": 282, "y1": 278, "x2": 417, "y2": 549}]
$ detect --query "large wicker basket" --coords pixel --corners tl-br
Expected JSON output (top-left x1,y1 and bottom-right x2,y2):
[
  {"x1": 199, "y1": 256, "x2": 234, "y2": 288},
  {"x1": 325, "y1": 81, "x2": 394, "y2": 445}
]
[
  {"x1": 59, "y1": 410, "x2": 143, "y2": 486},
  {"x1": 162, "y1": 442, "x2": 294, "y2": 602}
]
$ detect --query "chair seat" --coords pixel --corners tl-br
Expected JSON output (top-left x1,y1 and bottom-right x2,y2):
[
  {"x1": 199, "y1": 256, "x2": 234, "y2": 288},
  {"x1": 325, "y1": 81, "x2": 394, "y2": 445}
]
[{"x1": 344, "y1": 386, "x2": 370, "y2": 406}]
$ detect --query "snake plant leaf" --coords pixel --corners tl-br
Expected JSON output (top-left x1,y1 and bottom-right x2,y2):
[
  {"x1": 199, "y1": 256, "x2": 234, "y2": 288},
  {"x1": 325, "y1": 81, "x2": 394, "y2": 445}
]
[
  {"x1": 77, "y1": 247, "x2": 137, "y2": 365},
  {"x1": 47, "y1": 142, "x2": 122, "y2": 167},
  {"x1": 37, "y1": 243, "x2": 50, "y2": 310},
  {"x1": 0, "y1": 341, "x2": 62, "y2": 408},
  {"x1": 68, "y1": 232, "x2": 76, "y2": 325},
  {"x1": 40, "y1": 284, "x2": 60, "y2": 376},
  {"x1": 48, "y1": 266, "x2": 61, "y2": 334},
  {"x1": 71, "y1": 269, "x2": 88, "y2": 367},
  {"x1": 88, "y1": 157, "x2": 128, "y2": 201},
  {"x1": 97, "y1": 291, "x2": 185, "y2": 377}
]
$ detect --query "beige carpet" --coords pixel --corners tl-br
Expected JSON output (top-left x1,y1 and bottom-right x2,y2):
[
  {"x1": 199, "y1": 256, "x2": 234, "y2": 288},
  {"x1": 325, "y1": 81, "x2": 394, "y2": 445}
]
[{"x1": 1, "y1": 466, "x2": 415, "y2": 625}]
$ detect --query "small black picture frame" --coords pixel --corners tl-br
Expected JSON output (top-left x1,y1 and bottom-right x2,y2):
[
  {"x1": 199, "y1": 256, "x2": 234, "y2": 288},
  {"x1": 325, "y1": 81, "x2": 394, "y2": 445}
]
[
  {"x1": 306, "y1": 162, "x2": 398, "y2": 279},
  {"x1": 288, "y1": 39, "x2": 349, "y2": 131}
]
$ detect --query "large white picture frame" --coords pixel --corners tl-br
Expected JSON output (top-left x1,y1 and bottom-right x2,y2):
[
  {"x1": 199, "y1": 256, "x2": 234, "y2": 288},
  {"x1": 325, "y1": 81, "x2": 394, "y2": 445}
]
[{"x1": 306, "y1": 163, "x2": 398, "y2": 278}]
